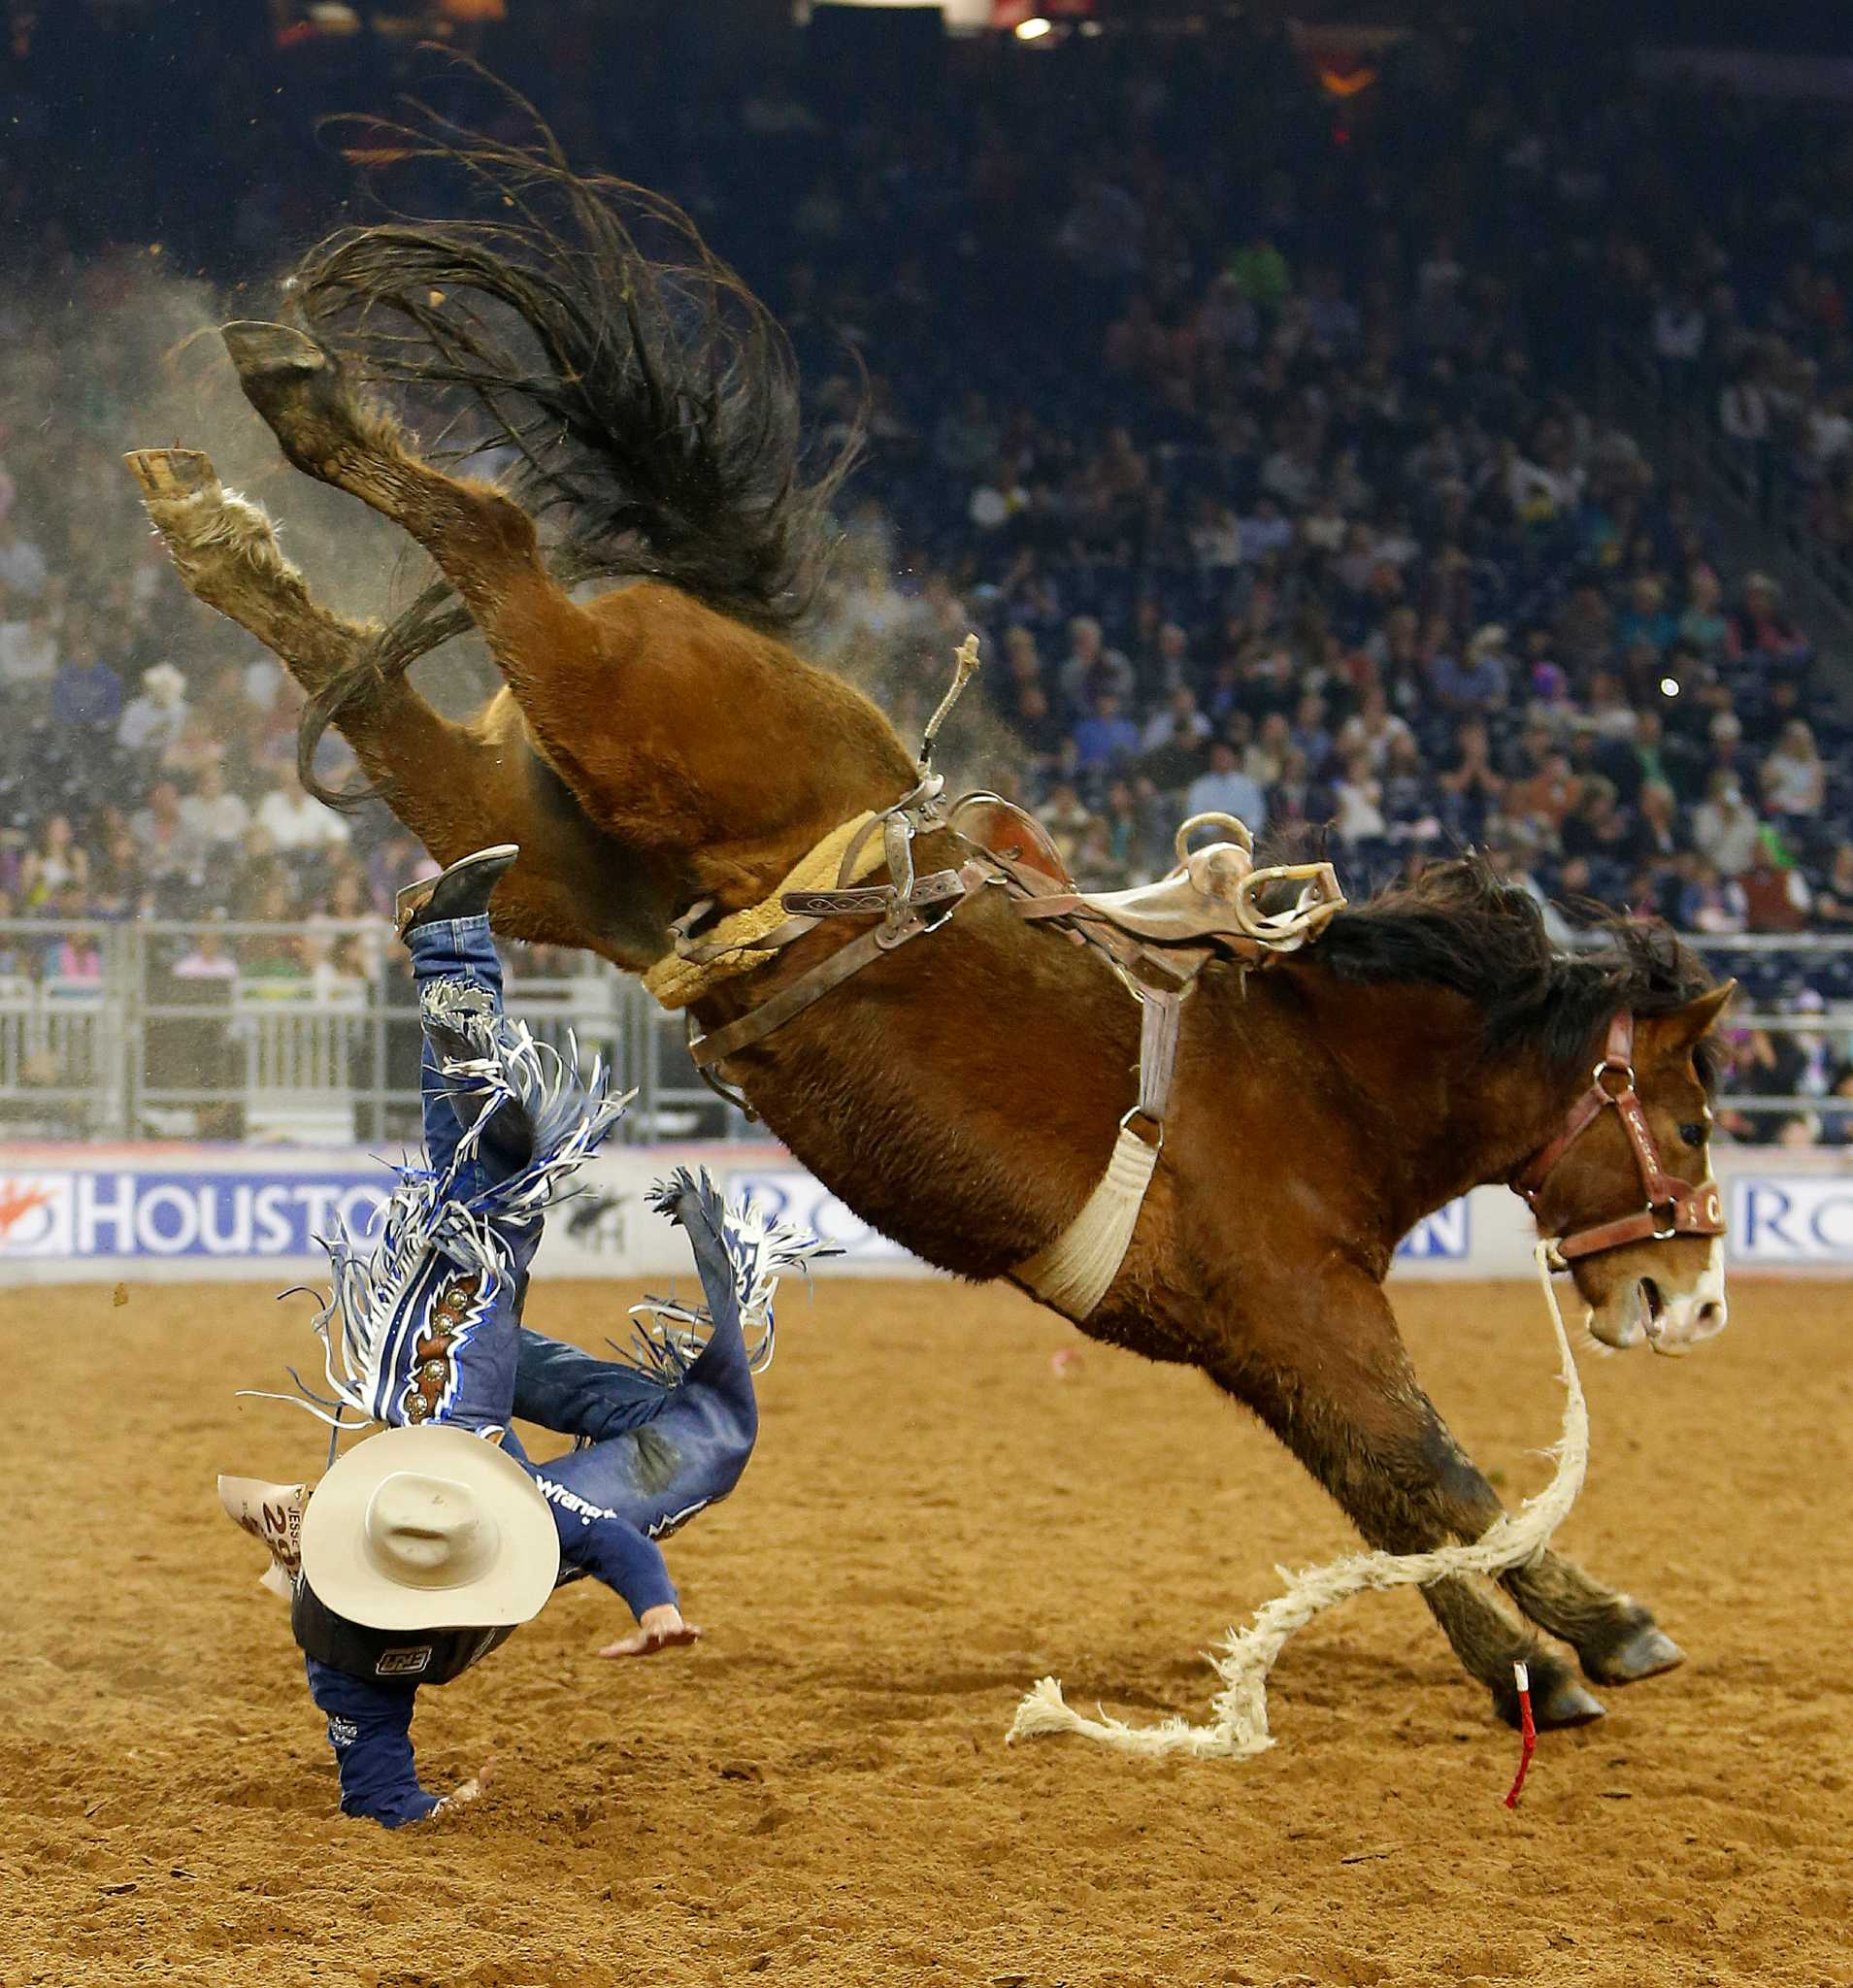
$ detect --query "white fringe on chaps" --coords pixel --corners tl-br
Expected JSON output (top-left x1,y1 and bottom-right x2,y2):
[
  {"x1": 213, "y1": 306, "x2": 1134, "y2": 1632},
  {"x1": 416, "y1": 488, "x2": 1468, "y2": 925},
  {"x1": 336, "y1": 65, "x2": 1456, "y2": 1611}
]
[{"x1": 1008, "y1": 1244, "x2": 1590, "y2": 1761}]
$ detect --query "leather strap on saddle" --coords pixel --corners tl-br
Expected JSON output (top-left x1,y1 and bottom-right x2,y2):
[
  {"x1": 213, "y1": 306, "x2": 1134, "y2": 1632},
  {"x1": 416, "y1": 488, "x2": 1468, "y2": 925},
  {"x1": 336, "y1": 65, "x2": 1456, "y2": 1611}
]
[
  {"x1": 781, "y1": 865, "x2": 970, "y2": 924},
  {"x1": 643, "y1": 810, "x2": 885, "y2": 1011},
  {"x1": 689, "y1": 861, "x2": 990, "y2": 1071}
]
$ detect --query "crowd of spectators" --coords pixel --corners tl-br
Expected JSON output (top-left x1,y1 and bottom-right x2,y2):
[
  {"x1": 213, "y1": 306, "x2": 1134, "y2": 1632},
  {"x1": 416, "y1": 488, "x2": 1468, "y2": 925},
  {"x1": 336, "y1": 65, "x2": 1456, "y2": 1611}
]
[
  {"x1": 3, "y1": 9, "x2": 1853, "y2": 1140},
  {"x1": 0, "y1": 456, "x2": 437, "y2": 1004},
  {"x1": 1608, "y1": 93, "x2": 1853, "y2": 569}
]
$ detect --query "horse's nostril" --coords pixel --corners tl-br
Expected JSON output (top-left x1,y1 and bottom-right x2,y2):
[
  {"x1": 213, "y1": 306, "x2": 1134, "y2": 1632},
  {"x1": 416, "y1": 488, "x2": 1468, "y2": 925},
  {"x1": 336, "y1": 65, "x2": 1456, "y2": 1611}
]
[{"x1": 1695, "y1": 1301, "x2": 1729, "y2": 1338}]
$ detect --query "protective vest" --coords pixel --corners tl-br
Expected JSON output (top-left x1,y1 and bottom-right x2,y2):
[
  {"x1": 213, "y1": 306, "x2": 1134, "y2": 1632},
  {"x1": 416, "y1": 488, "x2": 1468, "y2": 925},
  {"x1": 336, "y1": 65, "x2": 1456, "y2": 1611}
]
[{"x1": 292, "y1": 1576, "x2": 516, "y2": 1688}]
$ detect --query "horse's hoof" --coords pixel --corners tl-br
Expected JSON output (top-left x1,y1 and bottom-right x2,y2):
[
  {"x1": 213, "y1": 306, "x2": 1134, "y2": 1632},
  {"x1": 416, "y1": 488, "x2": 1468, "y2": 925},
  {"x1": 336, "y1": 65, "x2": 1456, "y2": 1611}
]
[
  {"x1": 1585, "y1": 1623, "x2": 1685, "y2": 1685},
  {"x1": 221, "y1": 321, "x2": 370, "y2": 477},
  {"x1": 221, "y1": 319, "x2": 329, "y2": 380},
  {"x1": 1495, "y1": 1659, "x2": 1605, "y2": 1731},
  {"x1": 1534, "y1": 1676, "x2": 1605, "y2": 1728},
  {"x1": 123, "y1": 447, "x2": 217, "y2": 503}
]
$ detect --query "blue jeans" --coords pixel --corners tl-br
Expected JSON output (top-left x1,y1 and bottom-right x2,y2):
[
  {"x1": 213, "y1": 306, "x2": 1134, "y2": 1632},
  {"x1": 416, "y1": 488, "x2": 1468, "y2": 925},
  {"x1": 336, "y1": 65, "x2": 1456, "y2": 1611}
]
[
  {"x1": 404, "y1": 912, "x2": 669, "y2": 1443},
  {"x1": 408, "y1": 914, "x2": 530, "y2": 1199}
]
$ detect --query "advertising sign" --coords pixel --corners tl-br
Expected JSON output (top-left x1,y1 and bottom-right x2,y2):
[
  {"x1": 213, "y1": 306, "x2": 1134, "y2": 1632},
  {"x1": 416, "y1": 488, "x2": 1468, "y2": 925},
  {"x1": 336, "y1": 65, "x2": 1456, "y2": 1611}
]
[
  {"x1": 0, "y1": 1168, "x2": 389, "y2": 1262},
  {"x1": 1729, "y1": 1176, "x2": 1853, "y2": 1266},
  {"x1": 4, "y1": 1148, "x2": 1848, "y2": 1284}
]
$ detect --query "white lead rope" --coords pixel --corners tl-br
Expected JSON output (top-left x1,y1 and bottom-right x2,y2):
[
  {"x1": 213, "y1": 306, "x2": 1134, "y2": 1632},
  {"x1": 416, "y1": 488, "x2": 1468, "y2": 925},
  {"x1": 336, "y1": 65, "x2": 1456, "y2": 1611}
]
[{"x1": 1007, "y1": 1242, "x2": 1589, "y2": 1761}]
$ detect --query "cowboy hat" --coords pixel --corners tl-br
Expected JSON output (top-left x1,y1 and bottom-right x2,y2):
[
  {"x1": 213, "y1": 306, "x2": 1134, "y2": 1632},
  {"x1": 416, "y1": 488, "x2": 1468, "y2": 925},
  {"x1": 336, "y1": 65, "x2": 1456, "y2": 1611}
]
[{"x1": 299, "y1": 1425, "x2": 560, "y2": 1632}]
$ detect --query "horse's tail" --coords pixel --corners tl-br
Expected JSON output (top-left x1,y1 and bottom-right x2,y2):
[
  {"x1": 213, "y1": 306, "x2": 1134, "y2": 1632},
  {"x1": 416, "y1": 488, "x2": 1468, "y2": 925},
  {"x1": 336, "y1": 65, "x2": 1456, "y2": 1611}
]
[{"x1": 287, "y1": 87, "x2": 859, "y2": 642}]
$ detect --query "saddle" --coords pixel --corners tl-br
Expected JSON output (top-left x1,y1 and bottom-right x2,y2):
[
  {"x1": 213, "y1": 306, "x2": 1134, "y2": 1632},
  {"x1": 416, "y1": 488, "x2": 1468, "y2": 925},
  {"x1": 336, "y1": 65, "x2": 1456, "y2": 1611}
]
[
  {"x1": 951, "y1": 801, "x2": 1343, "y2": 973},
  {"x1": 676, "y1": 635, "x2": 1348, "y2": 1321}
]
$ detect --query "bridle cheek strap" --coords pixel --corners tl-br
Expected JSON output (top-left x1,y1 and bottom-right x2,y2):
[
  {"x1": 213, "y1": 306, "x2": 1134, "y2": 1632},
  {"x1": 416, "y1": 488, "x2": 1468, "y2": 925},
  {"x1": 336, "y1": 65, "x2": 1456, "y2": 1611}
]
[{"x1": 1513, "y1": 1011, "x2": 1725, "y2": 1266}]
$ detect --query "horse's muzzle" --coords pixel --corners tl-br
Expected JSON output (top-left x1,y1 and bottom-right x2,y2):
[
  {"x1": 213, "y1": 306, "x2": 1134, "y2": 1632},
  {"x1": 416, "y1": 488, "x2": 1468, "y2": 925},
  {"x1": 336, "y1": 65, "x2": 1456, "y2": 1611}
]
[
  {"x1": 1591, "y1": 1273, "x2": 1729, "y2": 1356},
  {"x1": 1643, "y1": 1278, "x2": 1730, "y2": 1356}
]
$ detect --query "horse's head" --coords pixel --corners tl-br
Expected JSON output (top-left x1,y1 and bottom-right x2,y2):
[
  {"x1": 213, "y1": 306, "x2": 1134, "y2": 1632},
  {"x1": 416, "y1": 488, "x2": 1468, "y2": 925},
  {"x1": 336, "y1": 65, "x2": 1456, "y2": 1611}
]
[{"x1": 1519, "y1": 984, "x2": 1735, "y2": 1355}]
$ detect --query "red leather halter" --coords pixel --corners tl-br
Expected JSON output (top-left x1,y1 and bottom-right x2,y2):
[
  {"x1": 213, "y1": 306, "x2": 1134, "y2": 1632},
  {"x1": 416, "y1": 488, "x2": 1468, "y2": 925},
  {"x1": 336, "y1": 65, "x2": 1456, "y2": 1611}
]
[{"x1": 1513, "y1": 1012, "x2": 1725, "y2": 1265}]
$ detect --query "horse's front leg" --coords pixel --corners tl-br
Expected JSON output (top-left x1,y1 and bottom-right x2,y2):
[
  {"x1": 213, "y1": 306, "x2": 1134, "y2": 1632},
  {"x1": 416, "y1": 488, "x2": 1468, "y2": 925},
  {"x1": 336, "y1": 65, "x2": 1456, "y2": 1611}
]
[
  {"x1": 1209, "y1": 1267, "x2": 1606, "y2": 1730},
  {"x1": 1501, "y1": 1549, "x2": 1686, "y2": 1686},
  {"x1": 122, "y1": 447, "x2": 658, "y2": 959}
]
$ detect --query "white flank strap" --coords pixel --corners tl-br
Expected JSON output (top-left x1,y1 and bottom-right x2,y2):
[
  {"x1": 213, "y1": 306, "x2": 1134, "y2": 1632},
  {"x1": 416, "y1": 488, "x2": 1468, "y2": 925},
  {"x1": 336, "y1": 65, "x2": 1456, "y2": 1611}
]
[
  {"x1": 1013, "y1": 1123, "x2": 1160, "y2": 1320},
  {"x1": 1009, "y1": 1242, "x2": 1590, "y2": 1760}
]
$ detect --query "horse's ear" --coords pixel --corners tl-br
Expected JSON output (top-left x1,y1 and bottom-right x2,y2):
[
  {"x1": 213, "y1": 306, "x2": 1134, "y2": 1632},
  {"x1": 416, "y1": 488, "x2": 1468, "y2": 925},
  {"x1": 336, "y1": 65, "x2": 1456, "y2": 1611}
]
[{"x1": 1656, "y1": 981, "x2": 1737, "y2": 1056}]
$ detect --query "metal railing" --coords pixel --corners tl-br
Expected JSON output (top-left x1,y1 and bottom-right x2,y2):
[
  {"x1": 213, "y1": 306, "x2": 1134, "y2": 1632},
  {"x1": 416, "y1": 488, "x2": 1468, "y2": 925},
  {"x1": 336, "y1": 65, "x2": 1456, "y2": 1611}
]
[
  {"x1": 1, "y1": 918, "x2": 1850, "y2": 1144},
  {"x1": 0, "y1": 918, "x2": 750, "y2": 1145}
]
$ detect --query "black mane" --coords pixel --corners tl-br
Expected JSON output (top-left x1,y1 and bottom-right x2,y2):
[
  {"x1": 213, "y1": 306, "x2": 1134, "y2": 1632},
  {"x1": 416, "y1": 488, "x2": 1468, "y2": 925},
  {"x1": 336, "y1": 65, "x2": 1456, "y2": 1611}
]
[{"x1": 1312, "y1": 856, "x2": 1718, "y2": 1079}]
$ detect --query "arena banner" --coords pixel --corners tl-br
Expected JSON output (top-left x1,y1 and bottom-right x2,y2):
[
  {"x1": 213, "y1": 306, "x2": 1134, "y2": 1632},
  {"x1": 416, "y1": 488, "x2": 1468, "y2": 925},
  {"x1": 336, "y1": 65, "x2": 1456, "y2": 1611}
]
[
  {"x1": 719, "y1": 1165, "x2": 1536, "y2": 1278},
  {"x1": 1, "y1": 1144, "x2": 1845, "y2": 1284},
  {"x1": 0, "y1": 1155, "x2": 1566, "y2": 1283},
  {"x1": 0, "y1": 1165, "x2": 389, "y2": 1264},
  {"x1": 1728, "y1": 1174, "x2": 1853, "y2": 1267},
  {"x1": 0, "y1": 1144, "x2": 752, "y2": 1286}
]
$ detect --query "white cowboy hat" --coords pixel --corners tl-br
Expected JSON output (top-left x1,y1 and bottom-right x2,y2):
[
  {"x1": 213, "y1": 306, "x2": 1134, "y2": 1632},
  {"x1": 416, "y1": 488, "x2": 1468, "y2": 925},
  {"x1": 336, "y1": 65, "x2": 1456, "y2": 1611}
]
[{"x1": 299, "y1": 1425, "x2": 560, "y2": 1632}]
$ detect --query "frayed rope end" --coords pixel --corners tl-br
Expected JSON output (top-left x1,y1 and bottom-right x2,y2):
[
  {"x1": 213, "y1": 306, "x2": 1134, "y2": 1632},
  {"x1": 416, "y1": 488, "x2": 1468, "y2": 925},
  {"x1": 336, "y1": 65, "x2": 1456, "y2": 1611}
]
[{"x1": 1007, "y1": 1675, "x2": 1272, "y2": 1762}]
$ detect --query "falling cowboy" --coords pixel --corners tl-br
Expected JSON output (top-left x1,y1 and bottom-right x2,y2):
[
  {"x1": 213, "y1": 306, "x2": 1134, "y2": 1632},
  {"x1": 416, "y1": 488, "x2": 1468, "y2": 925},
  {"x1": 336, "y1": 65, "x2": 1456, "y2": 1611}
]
[{"x1": 219, "y1": 846, "x2": 831, "y2": 1826}]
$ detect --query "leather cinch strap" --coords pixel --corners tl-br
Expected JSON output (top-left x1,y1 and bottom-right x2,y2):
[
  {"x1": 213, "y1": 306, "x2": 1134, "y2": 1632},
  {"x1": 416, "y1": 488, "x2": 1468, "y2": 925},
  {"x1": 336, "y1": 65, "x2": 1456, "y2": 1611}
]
[
  {"x1": 1133, "y1": 982, "x2": 1182, "y2": 1133},
  {"x1": 1514, "y1": 1011, "x2": 1725, "y2": 1264}
]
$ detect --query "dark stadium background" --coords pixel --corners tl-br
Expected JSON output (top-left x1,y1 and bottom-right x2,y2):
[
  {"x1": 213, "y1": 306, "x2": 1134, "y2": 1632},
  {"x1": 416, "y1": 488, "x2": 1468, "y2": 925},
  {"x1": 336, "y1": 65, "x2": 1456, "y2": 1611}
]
[{"x1": 4, "y1": 0, "x2": 1853, "y2": 1143}]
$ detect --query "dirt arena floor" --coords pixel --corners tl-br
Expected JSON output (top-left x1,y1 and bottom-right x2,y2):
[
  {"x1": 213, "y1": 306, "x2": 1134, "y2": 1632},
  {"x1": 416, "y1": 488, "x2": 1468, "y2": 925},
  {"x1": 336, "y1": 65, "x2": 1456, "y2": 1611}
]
[{"x1": 1, "y1": 1274, "x2": 1848, "y2": 1988}]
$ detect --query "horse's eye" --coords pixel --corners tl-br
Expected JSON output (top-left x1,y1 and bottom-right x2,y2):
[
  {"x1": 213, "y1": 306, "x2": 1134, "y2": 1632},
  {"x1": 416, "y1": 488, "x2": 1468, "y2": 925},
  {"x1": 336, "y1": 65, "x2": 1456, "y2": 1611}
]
[{"x1": 1677, "y1": 1121, "x2": 1706, "y2": 1147}]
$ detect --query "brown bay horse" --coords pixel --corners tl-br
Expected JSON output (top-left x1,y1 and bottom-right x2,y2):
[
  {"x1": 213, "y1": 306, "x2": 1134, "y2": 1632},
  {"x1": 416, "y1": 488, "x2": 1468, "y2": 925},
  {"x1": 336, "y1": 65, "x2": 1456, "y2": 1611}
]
[{"x1": 128, "y1": 125, "x2": 1734, "y2": 1734}]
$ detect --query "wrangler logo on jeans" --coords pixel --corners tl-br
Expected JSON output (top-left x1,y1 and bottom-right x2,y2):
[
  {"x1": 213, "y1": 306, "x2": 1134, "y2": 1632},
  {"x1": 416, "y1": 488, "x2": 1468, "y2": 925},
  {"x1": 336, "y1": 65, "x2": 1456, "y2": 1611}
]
[{"x1": 375, "y1": 1645, "x2": 434, "y2": 1676}]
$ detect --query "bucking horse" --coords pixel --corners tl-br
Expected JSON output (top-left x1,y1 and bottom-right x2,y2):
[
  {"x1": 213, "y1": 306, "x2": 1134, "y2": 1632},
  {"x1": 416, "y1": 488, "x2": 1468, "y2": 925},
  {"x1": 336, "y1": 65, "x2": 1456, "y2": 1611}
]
[{"x1": 128, "y1": 110, "x2": 1734, "y2": 1734}]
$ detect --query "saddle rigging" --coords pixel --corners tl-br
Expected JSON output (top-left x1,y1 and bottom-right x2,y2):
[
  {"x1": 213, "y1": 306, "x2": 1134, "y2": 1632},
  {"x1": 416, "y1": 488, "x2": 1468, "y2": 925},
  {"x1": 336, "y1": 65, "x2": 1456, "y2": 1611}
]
[{"x1": 660, "y1": 637, "x2": 1345, "y2": 1319}]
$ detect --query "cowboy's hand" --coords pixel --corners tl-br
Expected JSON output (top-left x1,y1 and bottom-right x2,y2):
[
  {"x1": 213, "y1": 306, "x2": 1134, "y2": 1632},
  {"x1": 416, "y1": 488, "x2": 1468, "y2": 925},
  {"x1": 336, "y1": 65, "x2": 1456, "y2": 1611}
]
[
  {"x1": 598, "y1": 1604, "x2": 702, "y2": 1659},
  {"x1": 440, "y1": 1754, "x2": 495, "y2": 1811}
]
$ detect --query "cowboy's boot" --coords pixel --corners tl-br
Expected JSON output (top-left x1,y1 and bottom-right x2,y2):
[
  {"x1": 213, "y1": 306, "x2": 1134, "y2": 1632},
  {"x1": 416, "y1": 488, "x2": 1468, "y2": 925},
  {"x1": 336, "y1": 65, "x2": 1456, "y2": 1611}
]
[{"x1": 395, "y1": 844, "x2": 520, "y2": 941}]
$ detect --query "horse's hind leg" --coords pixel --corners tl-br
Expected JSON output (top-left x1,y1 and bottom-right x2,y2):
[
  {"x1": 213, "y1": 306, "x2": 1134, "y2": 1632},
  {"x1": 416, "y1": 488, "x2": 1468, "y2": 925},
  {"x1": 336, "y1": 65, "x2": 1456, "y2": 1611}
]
[
  {"x1": 1501, "y1": 1551, "x2": 1686, "y2": 1685},
  {"x1": 216, "y1": 320, "x2": 912, "y2": 901},
  {"x1": 127, "y1": 447, "x2": 380, "y2": 705},
  {"x1": 122, "y1": 447, "x2": 607, "y2": 951},
  {"x1": 216, "y1": 322, "x2": 601, "y2": 706},
  {"x1": 1213, "y1": 1271, "x2": 1605, "y2": 1730}
]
